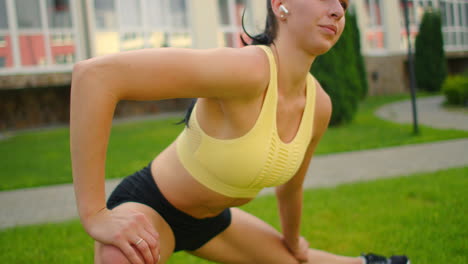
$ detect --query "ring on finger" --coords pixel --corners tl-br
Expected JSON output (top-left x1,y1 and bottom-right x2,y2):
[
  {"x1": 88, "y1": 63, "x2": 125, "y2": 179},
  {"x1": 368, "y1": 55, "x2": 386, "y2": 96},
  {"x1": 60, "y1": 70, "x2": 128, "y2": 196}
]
[{"x1": 135, "y1": 238, "x2": 144, "y2": 246}]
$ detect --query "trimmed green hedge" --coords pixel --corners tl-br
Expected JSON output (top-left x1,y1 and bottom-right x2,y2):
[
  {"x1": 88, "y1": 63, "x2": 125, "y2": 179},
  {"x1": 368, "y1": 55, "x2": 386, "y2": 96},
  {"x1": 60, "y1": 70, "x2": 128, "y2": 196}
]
[
  {"x1": 415, "y1": 10, "x2": 447, "y2": 92},
  {"x1": 442, "y1": 75, "x2": 468, "y2": 106}
]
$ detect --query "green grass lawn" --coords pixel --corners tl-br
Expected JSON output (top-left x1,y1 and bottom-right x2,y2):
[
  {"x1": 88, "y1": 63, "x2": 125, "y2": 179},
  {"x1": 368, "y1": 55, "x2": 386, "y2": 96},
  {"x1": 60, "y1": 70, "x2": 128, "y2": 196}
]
[
  {"x1": 0, "y1": 94, "x2": 467, "y2": 190},
  {"x1": 1, "y1": 167, "x2": 466, "y2": 264},
  {"x1": 316, "y1": 95, "x2": 468, "y2": 154}
]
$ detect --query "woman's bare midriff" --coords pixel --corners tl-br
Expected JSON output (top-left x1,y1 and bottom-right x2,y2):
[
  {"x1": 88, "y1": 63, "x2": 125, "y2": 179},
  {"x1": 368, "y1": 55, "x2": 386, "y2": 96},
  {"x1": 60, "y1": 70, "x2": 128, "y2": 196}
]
[{"x1": 151, "y1": 141, "x2": 253, "y2": 219}]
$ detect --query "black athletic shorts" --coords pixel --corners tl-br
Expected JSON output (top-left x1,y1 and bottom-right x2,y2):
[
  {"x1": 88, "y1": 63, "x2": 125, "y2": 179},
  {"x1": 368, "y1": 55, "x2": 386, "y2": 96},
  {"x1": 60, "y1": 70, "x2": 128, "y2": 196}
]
[{"x1": 106, "y1": 163, "x2": 232, "y2": 252}]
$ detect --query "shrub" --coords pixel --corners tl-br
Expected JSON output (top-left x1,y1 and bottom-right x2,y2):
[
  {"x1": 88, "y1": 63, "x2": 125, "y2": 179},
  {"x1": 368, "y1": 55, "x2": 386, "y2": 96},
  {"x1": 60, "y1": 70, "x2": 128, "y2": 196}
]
[
  {"x1": 415, "y1": 10, "x2": 447, "y2": 92},
  {"x1": 349, "y1": 12, "x2": 368, "y2": 100},
  {"x1": 311, "y1": 12, "x2": 366, "y2": 126},
  {"x1": 442, "y1": 75, "x2": 468, "y2": 106}
]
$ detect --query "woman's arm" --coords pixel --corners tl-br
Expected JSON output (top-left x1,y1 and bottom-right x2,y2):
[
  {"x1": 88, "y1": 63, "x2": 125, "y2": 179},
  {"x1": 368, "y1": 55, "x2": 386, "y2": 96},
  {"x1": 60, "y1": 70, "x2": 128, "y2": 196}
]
[
  {"x1": 71, "y1": 46, "x2": 266, "y2": 221},
  {"x1": 73, "y1": 46, "x2": 267, "y2": 102},
  {"x1": 70, "y1": 46, "x2": 268, "y2": 263},
  {"x1": 275, "y1": 82, "x2": 332, "y2": 261}
]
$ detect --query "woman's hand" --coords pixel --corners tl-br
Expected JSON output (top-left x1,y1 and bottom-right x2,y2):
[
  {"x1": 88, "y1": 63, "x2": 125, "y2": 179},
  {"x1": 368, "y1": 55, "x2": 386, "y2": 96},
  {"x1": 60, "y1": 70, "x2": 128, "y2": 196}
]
[
  {"x1": 284, "y1": 236, "x2": 309, "y2": 263},
  {"x1": 86, "y1": 208, "x2": 161, "y2": 264}
]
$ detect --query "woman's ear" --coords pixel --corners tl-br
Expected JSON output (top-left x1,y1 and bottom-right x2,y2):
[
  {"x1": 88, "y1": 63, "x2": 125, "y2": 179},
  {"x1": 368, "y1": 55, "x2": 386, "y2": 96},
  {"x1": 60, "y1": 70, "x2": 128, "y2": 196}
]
[
  {"x1": 271, "y1": 0, "x2": 288, "y2": 19},
  {"x1": 271, "y1": 0, "x2": 283, "y2": 18}
]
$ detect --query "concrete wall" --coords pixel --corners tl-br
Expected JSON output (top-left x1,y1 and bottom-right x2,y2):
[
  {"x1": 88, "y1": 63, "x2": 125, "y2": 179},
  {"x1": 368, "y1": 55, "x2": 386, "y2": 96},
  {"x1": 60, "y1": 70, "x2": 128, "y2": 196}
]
[
  {"x1": 365, "y1": 50, "x2": 468, "y2": 95},
  {"x1": 0, "y1": 85, "x2": 191, "y2": 131},
  {"x1": 0, "y1": 72, "x2": 72, "y2": 90},
  {"x1": 365, "y1": 54, "x2": 408, "y2": 95}
]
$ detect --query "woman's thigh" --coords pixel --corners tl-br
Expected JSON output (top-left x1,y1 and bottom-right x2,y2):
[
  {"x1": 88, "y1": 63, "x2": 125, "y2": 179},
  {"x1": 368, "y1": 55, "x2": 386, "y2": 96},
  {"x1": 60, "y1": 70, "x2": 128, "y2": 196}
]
[
  {"x1": 95, "y1": 202, "x2": 176, "y2": 264},
  {"x1": 189, "y1": 208, "x2": 299, "y2": 264}
]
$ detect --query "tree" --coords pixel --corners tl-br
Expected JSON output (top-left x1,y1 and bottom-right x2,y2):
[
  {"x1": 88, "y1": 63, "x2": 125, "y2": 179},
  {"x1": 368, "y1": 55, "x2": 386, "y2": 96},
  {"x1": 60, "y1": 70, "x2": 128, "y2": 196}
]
[
  {"x1": 310, "y1": 12, "x2": 367, "y2": 126},
  {"x1": 415, "y1": 10, "x2": 447, "y2": 92}
]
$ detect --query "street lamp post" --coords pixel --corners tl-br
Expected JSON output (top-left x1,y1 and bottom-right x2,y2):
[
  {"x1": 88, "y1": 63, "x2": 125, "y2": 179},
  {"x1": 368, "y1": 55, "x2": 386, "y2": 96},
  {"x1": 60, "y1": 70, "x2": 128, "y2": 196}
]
[{"x1": 402, "y1": 0, "x2": 419, "y2": 134}]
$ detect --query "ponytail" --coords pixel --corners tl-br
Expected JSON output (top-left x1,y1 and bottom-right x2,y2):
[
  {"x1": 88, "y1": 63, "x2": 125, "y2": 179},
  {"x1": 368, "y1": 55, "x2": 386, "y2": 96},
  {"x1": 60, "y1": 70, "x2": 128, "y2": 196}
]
[{"x1": 241, "y1": 0, "x2": 278, "y2": 46}]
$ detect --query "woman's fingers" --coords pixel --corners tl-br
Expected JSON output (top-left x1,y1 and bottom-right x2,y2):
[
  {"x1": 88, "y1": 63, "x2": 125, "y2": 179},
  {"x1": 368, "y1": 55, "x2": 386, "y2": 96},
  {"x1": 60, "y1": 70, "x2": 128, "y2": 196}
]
[
  {"x1": 120, "y1": 242, "x2": 144, "y2": 264},
  {"x1": 139, "y1": 213, "x2": 161, "y2": 263},
  {"x1": 133, "y1": 237, "x2": 153, "y2": 264},
  {"x1": 103, "y1": 210, "x2": 161, "y2": 264},
  {"x1": 89, "y1": 208, "x2": 162, "y2": 264},
  {"x1": 142, "y1": 222, "x2": 160, "y2": 262},
  {"x1": 135, "y1": 230, "x2": 160, "y2": 264},
  {"x1": 117, "y1": 211, "x2": 158, "y2": 264}
]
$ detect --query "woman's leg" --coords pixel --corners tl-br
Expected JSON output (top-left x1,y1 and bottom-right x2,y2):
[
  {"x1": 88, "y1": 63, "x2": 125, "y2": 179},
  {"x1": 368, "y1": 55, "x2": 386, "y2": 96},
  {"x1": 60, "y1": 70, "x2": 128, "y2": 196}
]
[
  {"x1": 190, "y1": 208, "x2": 363, "y2": 264},
  {"x1": 94, "y1": 202, "x2": 176, "y2": 264}
]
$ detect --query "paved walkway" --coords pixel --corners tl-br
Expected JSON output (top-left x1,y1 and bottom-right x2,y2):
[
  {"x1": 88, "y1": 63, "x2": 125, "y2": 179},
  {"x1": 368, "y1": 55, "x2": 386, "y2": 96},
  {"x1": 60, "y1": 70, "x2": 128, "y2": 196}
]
[
  {"x1": 376, "y1": 95, "x2": 468, "y2": 131},
  {"x1": 1, "y1": 96, "x2": 467, "y2": 229}
]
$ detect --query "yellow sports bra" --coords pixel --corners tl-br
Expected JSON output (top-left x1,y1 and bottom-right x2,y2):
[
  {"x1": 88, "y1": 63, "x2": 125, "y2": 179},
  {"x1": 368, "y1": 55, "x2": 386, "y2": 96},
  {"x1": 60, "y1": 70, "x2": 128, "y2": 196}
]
[{"x1": 176, "y1": 45, "x2": 316, "y2": 198}]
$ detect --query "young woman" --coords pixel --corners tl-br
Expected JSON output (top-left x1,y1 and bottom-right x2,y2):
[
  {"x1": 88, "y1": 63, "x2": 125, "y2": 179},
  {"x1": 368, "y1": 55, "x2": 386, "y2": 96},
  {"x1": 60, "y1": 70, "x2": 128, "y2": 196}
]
[{"x1": 70, "y1": 0, "x2": 410, "y2": 263}]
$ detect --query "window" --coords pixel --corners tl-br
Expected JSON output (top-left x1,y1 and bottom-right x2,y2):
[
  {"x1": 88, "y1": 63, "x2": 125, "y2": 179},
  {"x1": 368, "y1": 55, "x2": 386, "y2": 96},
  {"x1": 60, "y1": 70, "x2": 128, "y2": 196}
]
[
  {"x1": 441, "y1": 1, "x2": 448, "y2": 26},
  {"x1": 449, "y1": 2, "x2": 455, "y2": 26},
  {"x1": 15, "y1": 0, "x2": 45, "y2": 66},
  {"x1": 145, "y1": 0, "x2": 169, "y2": 48},
  {"x1": 464, "y1": 2, "x2": 468, "y2": 48},
  {"x1": 92, "y1": 0, "x2": 192, "y2": 56},
  {"x1": 0, "y1": 35, "x2": 13, "y2": 68},
  {"x1": 217, "y1": 0, "x2": 252, "y2": 48},
  {"x1": 19, "y1": 35, "x2": 47, "y2": 66},
  {"x1": 170, "y1": 0, "x2": 188, "y2": 28},
  {"x1": 458, "y1": 2, "x2": 464, "y2": 26},
  {"x1": 48, "y1": 0, "x2": 75, "y2": 65},
  {"x1": 16, "y1": 0, "x2": 42, "y2": 29},
  {"x1": 0, "y1": 0, "x2": 8, "y2": 29},
  {"x1": 399, "y1": 0, "x2": 440, "y2": 50},
  {"x1": 466, "y1": 3, "x2": 468, "y2": 26},
  {"x1": 0, "y1": 0, "x2": 79, "y2": 70},
  {"x1": 95, "y1": 0, "x2": 117, "y2": 29},
  {"x1": 47, "y1": 0, "x2": 73, "y2": 28},
  {"x1": 119, "y1": 0, "x2": 141, "y2": 28},
  {"x1": 50, "y1": 33, "x2": 75, "y2": 64},
  {"x1": 0, "y1": 0, "x2": 12, "y2": 69},
  {"x1": 364, "y1": 0, "x2": 386, "y2": 50},
  {"x1": 218, "y1": 0, "x2": 231, "y2": 26},
  {"x1": 146, "y1": 0, "x2": 168, "y2": 28},
  {"x1": 439, "y1": 0, "x2": 468, "y2": 50}
]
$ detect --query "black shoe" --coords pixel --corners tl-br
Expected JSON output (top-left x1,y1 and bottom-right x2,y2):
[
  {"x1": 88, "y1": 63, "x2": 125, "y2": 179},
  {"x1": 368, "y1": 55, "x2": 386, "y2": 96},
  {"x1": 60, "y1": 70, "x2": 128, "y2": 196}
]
[{"x1": 361, "y1": 253, "x2": 410, "y2": 264}]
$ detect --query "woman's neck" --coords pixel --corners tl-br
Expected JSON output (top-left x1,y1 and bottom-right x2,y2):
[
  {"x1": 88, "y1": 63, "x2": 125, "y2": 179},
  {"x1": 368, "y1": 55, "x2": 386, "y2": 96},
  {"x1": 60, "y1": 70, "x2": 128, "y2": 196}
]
[{"x1": 271, "y1": 38, "x2": 316, "y2": 98}]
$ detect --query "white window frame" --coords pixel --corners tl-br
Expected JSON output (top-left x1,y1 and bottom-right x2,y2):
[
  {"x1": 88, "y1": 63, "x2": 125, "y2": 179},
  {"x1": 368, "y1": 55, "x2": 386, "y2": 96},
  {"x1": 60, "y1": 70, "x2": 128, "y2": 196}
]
[
  {"x1": 0, "y1": 0, "x2": 82, "y2": 75},
  {"x1": 440, "y1": 0, "x2": 468, "y2": 51}
]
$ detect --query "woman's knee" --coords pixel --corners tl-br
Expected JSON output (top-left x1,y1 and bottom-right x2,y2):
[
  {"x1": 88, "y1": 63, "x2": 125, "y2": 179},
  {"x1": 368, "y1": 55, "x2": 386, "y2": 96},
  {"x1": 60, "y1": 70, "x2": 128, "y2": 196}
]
[{"x1": 95, "y1": 242, "x2": 131, "y2": 264}]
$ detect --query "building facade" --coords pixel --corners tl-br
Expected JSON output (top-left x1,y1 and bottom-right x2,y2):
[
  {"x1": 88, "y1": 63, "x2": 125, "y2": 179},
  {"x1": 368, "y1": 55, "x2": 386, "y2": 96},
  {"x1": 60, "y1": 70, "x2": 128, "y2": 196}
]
[
  {"x1": 0, "y1": 0, "x2": 467, "y2": 129},
  {"x1": 354, "y1": 0, "x2": 468, "y2": 94},
  {"x1": 1, "y1": 0, "x2": 467, "y2": 87}
]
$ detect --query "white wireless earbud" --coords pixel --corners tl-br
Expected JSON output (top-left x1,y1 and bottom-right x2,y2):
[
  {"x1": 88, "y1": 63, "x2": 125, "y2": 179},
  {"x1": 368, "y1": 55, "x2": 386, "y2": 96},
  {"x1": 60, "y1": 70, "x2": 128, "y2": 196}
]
[{"x1": 279, "y1": 5, "x2": 289, "y2": 15}]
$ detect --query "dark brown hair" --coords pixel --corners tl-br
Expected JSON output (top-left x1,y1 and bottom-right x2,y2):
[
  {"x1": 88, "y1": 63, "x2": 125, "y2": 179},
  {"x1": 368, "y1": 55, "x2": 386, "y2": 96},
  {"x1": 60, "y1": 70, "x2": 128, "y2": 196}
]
[{"x1": 241, "y1": 0, "x2": 278, "y2": 46}]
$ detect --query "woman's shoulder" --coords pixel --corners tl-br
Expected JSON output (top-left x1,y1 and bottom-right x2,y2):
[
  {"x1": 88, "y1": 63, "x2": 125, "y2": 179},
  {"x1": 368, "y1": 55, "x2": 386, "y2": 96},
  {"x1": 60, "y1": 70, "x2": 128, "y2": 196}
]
[
  {"x1": 232, "y1": 45, "x2": 271, "y2": 93},
  {"x1": 212, "y1": 45, "x2": 271, "y2": 99}
]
